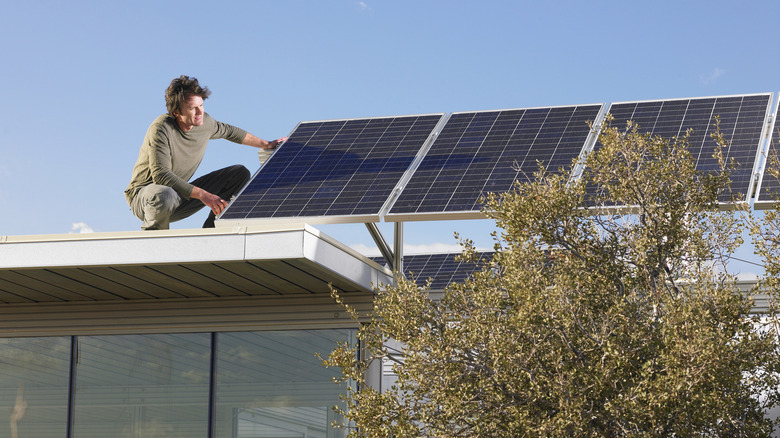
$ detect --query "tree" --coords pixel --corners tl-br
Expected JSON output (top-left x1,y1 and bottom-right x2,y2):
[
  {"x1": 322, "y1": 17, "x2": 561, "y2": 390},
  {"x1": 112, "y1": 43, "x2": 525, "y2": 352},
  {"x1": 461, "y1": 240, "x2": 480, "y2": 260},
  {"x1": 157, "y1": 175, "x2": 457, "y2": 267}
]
[
  {"x1": 324, "y1": 120, "x2": 780, "y2": 437},
  {"x1": 749, "y1": 143, "x2": 780, "y2": 410}
]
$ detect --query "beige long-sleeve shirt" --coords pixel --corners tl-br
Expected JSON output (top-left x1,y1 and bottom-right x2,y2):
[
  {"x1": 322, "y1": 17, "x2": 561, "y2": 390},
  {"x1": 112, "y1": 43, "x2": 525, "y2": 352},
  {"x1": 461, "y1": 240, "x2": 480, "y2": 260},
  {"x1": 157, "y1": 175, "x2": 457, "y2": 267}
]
[{"x1": 124, "y1": 113, "x2": 247, "y2": 204}]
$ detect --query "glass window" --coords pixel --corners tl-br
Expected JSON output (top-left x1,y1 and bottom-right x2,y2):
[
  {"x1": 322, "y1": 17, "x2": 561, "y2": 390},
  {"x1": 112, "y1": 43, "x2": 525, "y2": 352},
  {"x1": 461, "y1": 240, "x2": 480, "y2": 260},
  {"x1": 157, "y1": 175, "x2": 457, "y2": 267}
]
[
  {"x1": 71, "y1": 333, "x2": 211, "y2": 438},
  {"x1": 214, "y1": 330, "x2": 355, "y2": 438},
  {"x1": 0, "y1": 337, "x2": 70, "y2": 438}
]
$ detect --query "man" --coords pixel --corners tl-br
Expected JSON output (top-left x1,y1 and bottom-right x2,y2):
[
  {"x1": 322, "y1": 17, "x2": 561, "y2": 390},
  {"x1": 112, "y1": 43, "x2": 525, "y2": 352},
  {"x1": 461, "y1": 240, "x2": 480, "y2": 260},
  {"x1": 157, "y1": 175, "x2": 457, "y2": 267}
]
[{"x1": 125, "y1": 75, "x2": 285, "y2": 230}]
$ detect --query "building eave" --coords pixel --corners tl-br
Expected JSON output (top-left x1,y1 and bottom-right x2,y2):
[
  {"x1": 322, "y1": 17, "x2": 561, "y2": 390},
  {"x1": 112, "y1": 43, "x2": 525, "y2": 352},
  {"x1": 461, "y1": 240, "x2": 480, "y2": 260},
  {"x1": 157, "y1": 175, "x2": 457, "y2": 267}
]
[{"x1": 0, "y1": 225, "x2": 392, "y2": 305}]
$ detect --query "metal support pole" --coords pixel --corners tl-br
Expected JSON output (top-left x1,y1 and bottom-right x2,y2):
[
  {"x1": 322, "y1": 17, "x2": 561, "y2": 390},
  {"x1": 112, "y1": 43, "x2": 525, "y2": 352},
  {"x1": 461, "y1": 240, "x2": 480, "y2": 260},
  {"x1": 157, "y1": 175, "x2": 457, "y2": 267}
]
[
  {"x1": 365, "y1": 223, "x2": 395, "y2": 271},
  {"x1": 393, "y1": 222, "x2": 404, "y2": 277}
]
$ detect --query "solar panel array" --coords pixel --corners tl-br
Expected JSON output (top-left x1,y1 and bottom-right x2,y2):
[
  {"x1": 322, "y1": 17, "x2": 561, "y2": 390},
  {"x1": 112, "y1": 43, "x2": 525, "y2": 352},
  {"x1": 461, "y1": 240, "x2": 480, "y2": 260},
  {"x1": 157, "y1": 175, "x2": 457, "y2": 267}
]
[
  {"x1": 220, "y1": 114, "x2": 444, "y2": 223},
  {"x1": 372, "y1": 252, "x2": 493, "y2": 290},
  {"x1": 591, "y1": 94, "x2": 772, "y2": 204},
  {"x1": 219, "y1": 93, "x2": 778, "y2": 226},
  {"x1": 386, "y1": 105, "x2": 603, "y2": 220}
]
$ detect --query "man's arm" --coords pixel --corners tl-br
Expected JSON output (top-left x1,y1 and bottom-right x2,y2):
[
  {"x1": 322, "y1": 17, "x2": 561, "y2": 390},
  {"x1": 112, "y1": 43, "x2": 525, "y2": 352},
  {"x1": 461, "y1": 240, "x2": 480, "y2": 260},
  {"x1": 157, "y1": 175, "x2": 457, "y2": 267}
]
[
  {"x1": 192, "y1": 133, "x2": 287, "y2": 215},
  {"x1": 191, "y1": 186, "x2": 230, "y2": 215},
  {"x1": 242, "y1": 132, "x2": 287, "y2": 150}
]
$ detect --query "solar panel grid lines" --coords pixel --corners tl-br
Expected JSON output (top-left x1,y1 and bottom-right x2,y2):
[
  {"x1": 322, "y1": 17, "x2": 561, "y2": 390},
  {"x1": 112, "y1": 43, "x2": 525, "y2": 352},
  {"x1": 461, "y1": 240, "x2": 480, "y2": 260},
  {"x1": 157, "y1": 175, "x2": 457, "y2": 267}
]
[
  {"x1": 588, "y1": 93, "x2": 773, "y2": 207},
  {"x1": 396, "y1": 111, "x2": 491, "y2": 216},
  {"x1": 377, "y1": 113, "x2": 453, "y2": 218},
  {"x1": 218, "y1": 92, "x2": 778, "y2": 227},
  {"x1": 218, "y1": 113, "x2": 446, "y2": 224},
  {"x1": 385, "y1": 104, "x2": 604, "y2": 221},
  {"x1": 371, "y1": 252, "x2": 494, "y2": 290},
  {"x1": 754, "y1": 92, "x2": 780, "y2": 209}
]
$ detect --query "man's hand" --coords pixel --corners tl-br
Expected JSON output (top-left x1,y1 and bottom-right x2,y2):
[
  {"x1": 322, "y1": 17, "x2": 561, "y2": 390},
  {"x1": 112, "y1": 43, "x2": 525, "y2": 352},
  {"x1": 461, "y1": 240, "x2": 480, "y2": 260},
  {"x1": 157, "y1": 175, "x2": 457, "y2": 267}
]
[
  {"x1": 191, "y1": 186, "x2": 228, "y2": 215},
  {"x1": 243, "y1": 132, "x2": 287, "y2": 150},
  {"x1": 265, "y1": 137, "x2": 288, "y2": 150}
]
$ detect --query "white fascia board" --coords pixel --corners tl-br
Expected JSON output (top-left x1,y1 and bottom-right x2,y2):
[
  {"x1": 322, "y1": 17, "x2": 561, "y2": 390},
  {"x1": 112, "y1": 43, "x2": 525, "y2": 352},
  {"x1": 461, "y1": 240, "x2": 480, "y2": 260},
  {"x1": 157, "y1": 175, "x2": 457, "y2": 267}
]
[
  {"x1": 300, "y1": 226, "x2": 393, "y2": 290},
  {"x1": 0, "y1": 225, "x2": 393, "y2": 291},
  {"x1": 243, "y1": 229, "x2": 307, "y2": 260},
  {"x1": 0, "y1": 233, "x2": 246, "y2": 268},
  {"x1": 0, "y1": 225, "x2": 304, "y2": 269}
]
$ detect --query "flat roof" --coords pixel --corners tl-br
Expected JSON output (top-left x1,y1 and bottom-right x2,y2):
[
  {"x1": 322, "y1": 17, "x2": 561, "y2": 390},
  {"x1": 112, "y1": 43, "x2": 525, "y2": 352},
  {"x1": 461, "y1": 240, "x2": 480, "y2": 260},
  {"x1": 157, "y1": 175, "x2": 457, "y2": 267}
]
[{"x1": 0, "y1": 225, "x2": 392, "y2": 304}]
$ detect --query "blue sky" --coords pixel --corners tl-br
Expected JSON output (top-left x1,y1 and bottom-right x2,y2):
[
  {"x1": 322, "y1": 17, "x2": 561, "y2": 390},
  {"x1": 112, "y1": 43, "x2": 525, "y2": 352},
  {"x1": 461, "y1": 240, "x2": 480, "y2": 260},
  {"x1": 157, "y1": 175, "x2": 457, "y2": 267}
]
[{"x1": 1, "y1": 1, "x2": 778, "y2": 275}]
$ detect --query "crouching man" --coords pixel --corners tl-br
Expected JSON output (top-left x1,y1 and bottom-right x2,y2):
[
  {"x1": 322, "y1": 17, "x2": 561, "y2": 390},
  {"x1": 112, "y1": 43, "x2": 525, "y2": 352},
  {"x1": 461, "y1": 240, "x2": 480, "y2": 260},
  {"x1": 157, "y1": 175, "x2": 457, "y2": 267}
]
[{"x1": 125, "y1": 75, "x2": 285, "y2": 230}]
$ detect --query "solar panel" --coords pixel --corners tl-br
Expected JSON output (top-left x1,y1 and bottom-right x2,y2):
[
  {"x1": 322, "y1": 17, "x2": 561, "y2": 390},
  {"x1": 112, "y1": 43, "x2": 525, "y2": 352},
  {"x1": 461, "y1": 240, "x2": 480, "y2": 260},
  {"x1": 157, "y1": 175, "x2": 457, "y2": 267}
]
[
  {"x1": 218, "y1": 114, "x2": 445, "y2": 224},
  {"x1": 372, "y1": 252, "x2": 493, "y2": 290},
  {"x1": 589, "y1": 94, "x2": 772, "y2": 206},
  {"x1": 385, "y1": 104, "x2": 604, "y2": 221},
  {"x1": 753, "y1": 94, "x2": 780, "y2": 209}
]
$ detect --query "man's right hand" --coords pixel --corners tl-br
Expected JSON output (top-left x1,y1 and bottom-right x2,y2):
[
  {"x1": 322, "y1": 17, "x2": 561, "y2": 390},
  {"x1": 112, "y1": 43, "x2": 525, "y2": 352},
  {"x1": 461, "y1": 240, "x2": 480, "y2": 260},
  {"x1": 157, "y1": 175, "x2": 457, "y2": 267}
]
[{"x1": 190, "y1": 186, "x2": 229, "y2": 215}]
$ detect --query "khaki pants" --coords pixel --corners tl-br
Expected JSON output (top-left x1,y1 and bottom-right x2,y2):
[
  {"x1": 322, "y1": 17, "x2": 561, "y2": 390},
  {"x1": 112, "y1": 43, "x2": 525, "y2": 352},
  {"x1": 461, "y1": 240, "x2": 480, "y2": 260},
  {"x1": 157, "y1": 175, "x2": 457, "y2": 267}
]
[{"x1": 129, "y1": 165, "x2": 250, "y2": 230}]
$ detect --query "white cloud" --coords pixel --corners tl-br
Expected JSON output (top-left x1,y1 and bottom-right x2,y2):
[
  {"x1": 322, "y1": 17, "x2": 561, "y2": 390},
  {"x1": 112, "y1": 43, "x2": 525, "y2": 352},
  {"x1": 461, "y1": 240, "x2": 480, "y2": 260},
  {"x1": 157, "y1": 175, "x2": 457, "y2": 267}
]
[
  {"x1": 349, "y1": 243, "x2": 383, "y2": 257},
  {"x1": 404, "y1": 242, "x2": 465, "y2": 254},
  {"x1": 358, "y1": 1, "x2": 370, "y2": 11},
  {"x1": 700, "y1": 67, "x2": 725, "y2": 85},
  {"x1": 351, "y1": 242, "x2": 486, "y2": 257},
  {"x1": 70, "y1": 222, "x2": 94, "y2": 233}
]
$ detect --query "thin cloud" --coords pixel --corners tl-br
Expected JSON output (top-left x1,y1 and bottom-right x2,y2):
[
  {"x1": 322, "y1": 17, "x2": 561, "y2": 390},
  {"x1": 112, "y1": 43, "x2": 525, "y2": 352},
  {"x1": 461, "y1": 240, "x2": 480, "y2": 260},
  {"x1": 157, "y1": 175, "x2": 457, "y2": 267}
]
[
  {"x1": 404, "y1": 243, "x2": 466, "y2": 254},
  {"x1": 350, "y1": 243, "x2": 384, "y2": 257},
  {"x1": 70, "y1": 222, "x2": 94, "y2": 233},
  {"x1": 700, "y1": 67, "x2": 725, "y2": 85},
  {"x1": 351, "y1": 242, "x2": 490, "y2": 257},
  {"x1": 358, "y1": 1, "x2": 371, "y2": 11}
]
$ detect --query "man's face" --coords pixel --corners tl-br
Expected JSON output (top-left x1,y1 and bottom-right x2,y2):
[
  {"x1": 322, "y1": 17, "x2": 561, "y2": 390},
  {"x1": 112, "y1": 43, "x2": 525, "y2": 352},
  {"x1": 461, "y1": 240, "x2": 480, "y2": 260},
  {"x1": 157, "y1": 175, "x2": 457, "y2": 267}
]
[{"x1": 174, "y1": 94, "x2": 205, "y2": 131}]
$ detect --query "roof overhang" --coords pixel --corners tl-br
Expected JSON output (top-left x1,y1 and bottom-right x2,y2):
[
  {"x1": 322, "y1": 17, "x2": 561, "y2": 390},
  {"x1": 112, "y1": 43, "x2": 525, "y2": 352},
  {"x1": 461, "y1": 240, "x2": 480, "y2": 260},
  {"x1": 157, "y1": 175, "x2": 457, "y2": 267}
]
[{"x1": 0, "y1": 225, "x2": 393, "y2": 304}]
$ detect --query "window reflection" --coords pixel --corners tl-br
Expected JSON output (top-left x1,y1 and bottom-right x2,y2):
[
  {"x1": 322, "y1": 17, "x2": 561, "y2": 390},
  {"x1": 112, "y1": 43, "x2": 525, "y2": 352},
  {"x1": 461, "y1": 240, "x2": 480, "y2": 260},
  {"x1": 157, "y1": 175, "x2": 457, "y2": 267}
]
[
  {"x1": 0, "y1": 329, "x2": 354, "y2": 438},
  {"x1": 72, "y1": 334, "x2": 211, "y2": 438},
  {"x1": 214, "y1": 330, "x2": 354, "y2": 438},
  {"x1": 0, "y1": 337, "x2": 70, "y2": 438}
]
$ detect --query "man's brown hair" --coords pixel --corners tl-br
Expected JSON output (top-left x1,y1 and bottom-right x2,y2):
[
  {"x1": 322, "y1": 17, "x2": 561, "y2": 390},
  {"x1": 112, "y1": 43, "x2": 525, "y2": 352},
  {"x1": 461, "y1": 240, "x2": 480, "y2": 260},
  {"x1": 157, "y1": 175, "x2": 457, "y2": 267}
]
[{"x1": 165, "y1": 75, "x2": 212, "y2": 117}]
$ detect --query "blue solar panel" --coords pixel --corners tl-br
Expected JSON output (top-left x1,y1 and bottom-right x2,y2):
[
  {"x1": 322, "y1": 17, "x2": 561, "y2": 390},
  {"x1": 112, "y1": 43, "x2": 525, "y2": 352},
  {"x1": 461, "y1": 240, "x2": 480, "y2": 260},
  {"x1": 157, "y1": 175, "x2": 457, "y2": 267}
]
[
  {"x1": 219, "y1": 114, "x2": 444, "y2": 223},
  {"x1": 593, "y1": 94, "x2": 772, "y2": 204},
  {"x1": 372, "y1": 252, "x2": 493, "y2": 290},
  {"x1": 386, "y1": 105, "x2": 603, "y2": 220},
  {"x1": 753, "y1": 95, "x2": 780, "y2": 209}
]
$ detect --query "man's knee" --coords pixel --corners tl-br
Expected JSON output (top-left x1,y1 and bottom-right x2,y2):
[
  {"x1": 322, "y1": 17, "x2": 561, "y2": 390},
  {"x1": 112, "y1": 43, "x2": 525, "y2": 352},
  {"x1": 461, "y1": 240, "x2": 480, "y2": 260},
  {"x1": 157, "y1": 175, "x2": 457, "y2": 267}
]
[
  {"x1": 134, "y1": 185, "x2": 181, "y2": 230},
  {"x1": 229, "y1": 164, "x2": 251, "y2": 183},
  {"x1": 140, "y1": 185, "x2": 179, "y2": 208},
  {"x1": 224, "y1": 165, "x2": 251, "y2": 195}
]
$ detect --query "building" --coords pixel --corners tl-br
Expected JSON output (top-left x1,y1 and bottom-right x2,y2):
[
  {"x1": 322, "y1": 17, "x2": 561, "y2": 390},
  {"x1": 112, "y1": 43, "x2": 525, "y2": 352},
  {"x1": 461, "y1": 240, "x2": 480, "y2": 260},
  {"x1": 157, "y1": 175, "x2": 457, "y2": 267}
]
[
  {"x1": 1, "y1": 93, "x2": 778, "y2": 437},
  {"x1": 0, "y1": 226, "x2": 390, "y2": 437}
]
